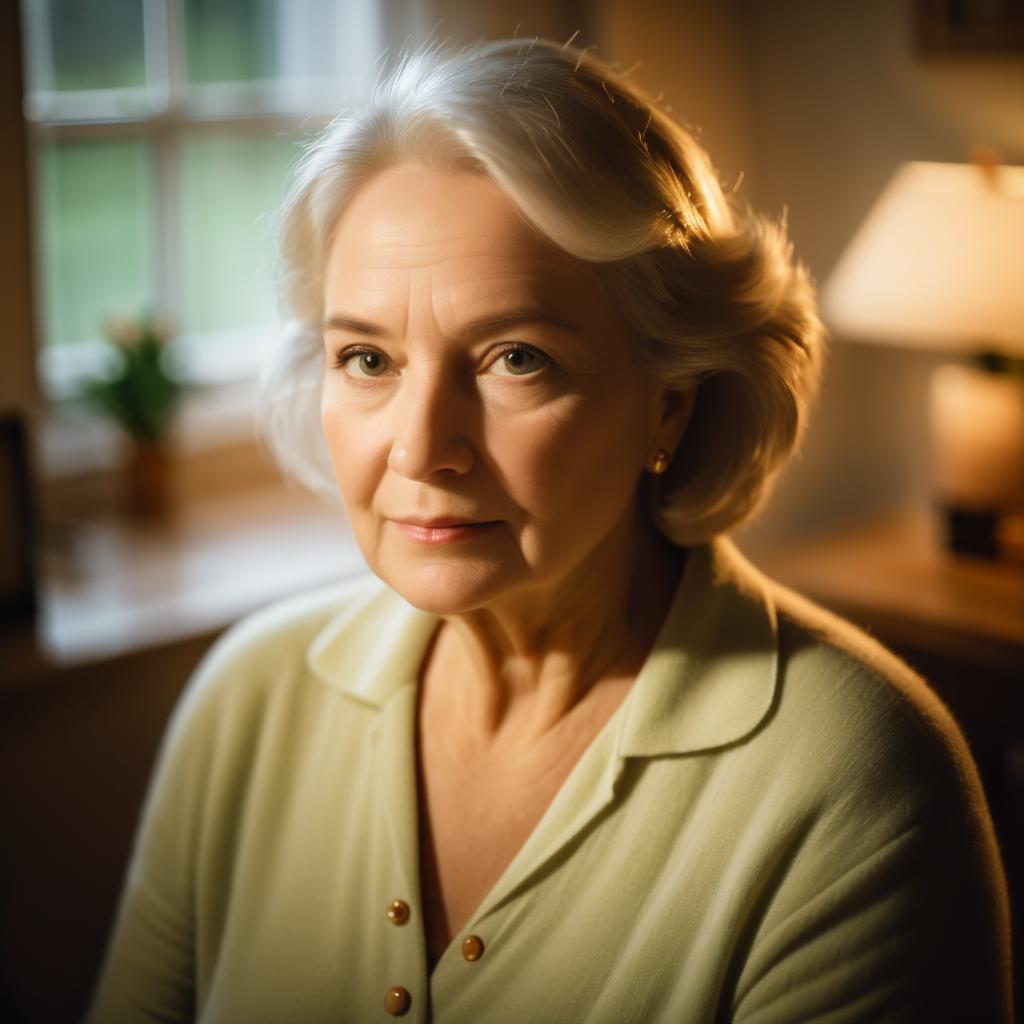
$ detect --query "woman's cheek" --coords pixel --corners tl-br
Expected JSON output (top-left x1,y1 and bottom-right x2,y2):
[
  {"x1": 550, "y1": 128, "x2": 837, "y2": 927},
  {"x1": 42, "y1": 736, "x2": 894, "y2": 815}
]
[
  {"x1": 322, "y1": 397, "x2": 384, "y2": 511},
  {"x1": 486, "y1": 395, "x2": 600, "y2": 508},
  {"x1": 540, "y1": 397, "x2": 649, "y2": 515}
]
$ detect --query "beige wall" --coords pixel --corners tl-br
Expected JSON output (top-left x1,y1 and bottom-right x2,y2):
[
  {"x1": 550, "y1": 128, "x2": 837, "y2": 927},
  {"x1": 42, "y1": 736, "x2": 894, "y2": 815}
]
[
  {"x1": 598, "y1": 0, "x2": 754, "y2": 195},
  {"x1": 745, "y1": 0, "x2": 1024, "y2": 276}
]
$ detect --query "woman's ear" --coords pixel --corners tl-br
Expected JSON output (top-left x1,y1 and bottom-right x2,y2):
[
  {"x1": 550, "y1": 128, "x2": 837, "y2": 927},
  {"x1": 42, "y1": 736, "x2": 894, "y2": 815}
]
[{"x1": 654, "y1": 384, "x2": 698, "y2": 456}]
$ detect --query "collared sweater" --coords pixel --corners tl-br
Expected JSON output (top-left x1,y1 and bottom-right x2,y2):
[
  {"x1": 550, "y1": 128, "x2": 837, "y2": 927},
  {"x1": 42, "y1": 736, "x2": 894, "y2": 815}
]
[{"x1": 86, "y1": 537, "x2": 1013, "y2": 1023}]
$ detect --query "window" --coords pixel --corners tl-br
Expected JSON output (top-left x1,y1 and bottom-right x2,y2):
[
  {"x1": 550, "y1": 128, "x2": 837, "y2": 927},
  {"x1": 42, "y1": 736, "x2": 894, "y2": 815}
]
[{"x1": 21, "y1": 0, "x2": 382, "y2": 399}]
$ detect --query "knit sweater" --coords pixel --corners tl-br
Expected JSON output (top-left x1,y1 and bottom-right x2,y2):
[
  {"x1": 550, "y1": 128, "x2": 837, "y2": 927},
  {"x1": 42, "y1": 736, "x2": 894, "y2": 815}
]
[{"x1": 86, "y1": 536, "x2": 1013, "y2": 1022}]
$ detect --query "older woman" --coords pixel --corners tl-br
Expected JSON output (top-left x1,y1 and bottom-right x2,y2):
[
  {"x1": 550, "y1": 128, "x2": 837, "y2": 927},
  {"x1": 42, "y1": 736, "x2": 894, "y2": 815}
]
[{"x1": 88, "y1": 38, "x2": 1011, "y2": 1023}]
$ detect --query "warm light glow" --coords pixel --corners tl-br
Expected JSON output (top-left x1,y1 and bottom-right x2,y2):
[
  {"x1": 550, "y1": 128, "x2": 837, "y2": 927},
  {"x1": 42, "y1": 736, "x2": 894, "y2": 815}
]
[
  {"x1": 822, "y1": 161, "x2": 1024, "y2": 355},
  {"x1": 929, "y1": 365, "x2": 1024, "y2": 510}
]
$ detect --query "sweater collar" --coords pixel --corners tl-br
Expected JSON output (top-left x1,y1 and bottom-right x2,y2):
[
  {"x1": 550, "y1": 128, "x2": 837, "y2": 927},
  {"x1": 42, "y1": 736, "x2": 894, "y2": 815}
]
[
  {"x1": 617, "y1": 536, "x2": 779, "y2": 757},
  {"x1": 306, "y1": 535, "x2": 779, "y2": 758}
]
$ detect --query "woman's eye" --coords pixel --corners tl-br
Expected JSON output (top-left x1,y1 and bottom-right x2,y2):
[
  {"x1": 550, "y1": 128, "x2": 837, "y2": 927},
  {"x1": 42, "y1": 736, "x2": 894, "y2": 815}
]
[
  {"x1": 336, "y1": 349, "x2": 390, "y2": 378},
  {"x1": 489, "y1": 345, "x2": 549, "y2": 377}
]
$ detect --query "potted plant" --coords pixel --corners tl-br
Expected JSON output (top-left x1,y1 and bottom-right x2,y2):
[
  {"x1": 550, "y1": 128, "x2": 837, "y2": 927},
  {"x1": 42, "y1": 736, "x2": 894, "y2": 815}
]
[{"x1": 81, "y1": 313, "x2": 185, "y2": 517}]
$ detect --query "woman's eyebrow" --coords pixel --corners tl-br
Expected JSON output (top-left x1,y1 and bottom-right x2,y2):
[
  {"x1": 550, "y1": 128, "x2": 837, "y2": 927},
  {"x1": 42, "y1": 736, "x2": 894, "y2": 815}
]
[{"x1": 322, "y1": 307, "x2": 579, "y2": 340}]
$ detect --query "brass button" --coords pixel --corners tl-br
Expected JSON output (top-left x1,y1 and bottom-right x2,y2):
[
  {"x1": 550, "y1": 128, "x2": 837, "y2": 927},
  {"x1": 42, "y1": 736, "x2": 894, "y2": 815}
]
[
  {"x1": 384, "y1": 986, "x2": 411, "y2": 1016},
  {"x1": 387, "y1": 899, "x2": 410, "y2": 926},
  {"x1": 462, "y1": 934, "x2": 485, "y2": 961}
]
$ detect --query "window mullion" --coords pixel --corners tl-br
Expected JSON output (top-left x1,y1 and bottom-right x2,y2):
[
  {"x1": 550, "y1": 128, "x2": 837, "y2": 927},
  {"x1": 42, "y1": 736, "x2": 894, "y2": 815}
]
[
  {"x1": 26, "y1": 0, "x2": 371, "y2": 405},
  {"x1": 152, "y1": 0, "x2": 184, "y2": 336},
  {"x1": 152, "y1": 124, "x2": 183, "y2": 339},
  {"x1": 162, "y1": 0, "x2": 186, "y2": 114},
  {"x1": 22, "y1": 0, "x2": 55, "y2": 96},
  {"x1": 142, "y1": 0, "x2": 171, "y2": 114}
]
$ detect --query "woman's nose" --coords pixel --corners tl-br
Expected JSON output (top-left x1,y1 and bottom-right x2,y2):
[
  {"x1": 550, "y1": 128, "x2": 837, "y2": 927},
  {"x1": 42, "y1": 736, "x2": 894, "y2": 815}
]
[{"x1": 387, "y1": 368, "x2": 476, "y2": 480}]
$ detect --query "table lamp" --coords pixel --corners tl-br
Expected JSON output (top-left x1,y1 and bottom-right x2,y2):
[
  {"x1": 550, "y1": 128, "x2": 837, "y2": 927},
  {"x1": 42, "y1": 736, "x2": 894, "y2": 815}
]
[{"x1": 820, "y1": 153, "x2": 1024, "y2": 558}]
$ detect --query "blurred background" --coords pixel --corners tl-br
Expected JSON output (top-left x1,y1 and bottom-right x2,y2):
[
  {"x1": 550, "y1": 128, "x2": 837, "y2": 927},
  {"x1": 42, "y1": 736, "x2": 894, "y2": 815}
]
[{"x1": 1, "y1": 1, "x2": 1022, "y2": 1020}]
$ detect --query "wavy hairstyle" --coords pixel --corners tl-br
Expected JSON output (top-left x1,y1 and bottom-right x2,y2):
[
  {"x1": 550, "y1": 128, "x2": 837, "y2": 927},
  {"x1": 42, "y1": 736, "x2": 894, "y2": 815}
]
[{"x1": 261, "y1": 36, "x2": 825, "y2": 545}]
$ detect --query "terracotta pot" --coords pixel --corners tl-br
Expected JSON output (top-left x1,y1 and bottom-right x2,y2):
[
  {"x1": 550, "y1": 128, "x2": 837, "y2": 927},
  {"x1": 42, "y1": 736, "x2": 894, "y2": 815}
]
[{"x1": 124, "y1": 441, "x2": 173, "y2": 518}]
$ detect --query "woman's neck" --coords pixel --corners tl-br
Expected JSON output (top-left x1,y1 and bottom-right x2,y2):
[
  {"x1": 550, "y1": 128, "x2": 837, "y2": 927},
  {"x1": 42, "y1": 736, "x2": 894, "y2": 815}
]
[{"x1": 420, "y1": 510, "x2": 687, "y2": 748}]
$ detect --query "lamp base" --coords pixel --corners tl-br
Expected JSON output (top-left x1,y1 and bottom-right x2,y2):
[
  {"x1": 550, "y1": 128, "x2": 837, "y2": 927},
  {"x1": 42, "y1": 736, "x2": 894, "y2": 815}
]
[{"x1": 942, "y1": 505, "x2": 998, "y2": 557}]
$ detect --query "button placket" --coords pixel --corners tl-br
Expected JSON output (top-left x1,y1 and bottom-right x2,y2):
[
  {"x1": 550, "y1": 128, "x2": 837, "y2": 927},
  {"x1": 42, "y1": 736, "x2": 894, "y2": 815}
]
[{"x1": 383, "y1": 899, "x2": 416, "y2": 1014}]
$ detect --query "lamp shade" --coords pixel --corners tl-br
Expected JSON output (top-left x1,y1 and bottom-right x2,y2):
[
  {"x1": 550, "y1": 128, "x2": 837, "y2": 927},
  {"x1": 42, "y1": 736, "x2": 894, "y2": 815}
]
[{"x1": 821, "y1": 161, "x2": 1024, "y2": 355}]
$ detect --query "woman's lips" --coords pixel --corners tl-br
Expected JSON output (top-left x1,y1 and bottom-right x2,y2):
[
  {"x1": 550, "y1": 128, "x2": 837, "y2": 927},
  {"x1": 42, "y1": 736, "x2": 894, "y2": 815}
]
[{"x1": 392, "y1": 519, "x2": 501, "y2": 544}]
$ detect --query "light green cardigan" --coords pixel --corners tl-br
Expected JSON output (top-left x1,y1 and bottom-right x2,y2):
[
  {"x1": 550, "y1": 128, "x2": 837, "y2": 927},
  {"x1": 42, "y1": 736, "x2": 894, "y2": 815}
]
[{"x1": 87, "y1": 537, "x2": 1012, "y2": 1022}]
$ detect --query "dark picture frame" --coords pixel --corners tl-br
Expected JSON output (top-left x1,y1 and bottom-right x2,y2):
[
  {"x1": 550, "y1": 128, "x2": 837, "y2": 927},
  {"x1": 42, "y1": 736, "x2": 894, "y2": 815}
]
[
  {"x1": 0, "y1": 414, "x2": 37, "y2": 627},
  {"x1": 916, "y1": 0, "x2": 1024, "y2": 53}
]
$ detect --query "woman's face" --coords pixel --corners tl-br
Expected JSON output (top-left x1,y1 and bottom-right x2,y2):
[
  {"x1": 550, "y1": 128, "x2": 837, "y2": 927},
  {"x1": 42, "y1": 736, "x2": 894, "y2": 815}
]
[{"x1": 321, "y1": 164, "x2": 685, "y2": 615}]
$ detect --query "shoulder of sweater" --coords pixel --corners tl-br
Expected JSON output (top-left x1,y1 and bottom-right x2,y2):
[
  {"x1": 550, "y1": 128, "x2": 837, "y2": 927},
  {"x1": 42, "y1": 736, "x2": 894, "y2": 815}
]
[
  {"x1": 758, "y1": 574, "x2": 981, "y2": 812},
  {"x1": 173, "y1": 570, "x2": 389, "y2": 718}
]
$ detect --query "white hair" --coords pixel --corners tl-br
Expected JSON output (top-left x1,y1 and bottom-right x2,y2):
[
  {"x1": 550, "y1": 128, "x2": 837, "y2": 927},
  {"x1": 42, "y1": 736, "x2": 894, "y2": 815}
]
[{"x1": 260, "y1": 37, "x2": 825, "y2": 545}]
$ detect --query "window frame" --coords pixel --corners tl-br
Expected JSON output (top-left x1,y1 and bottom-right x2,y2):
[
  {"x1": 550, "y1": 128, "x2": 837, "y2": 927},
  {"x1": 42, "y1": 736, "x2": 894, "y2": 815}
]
[{"x1": 21, "y1": 0, "x2": 385, "y2": 478}]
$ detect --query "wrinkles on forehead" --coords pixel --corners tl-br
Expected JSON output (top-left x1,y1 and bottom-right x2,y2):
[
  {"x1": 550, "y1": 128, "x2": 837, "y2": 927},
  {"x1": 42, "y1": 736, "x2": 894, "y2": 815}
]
[{"x1": 324, "y1": 165, "x2": 631, "y2": 352}]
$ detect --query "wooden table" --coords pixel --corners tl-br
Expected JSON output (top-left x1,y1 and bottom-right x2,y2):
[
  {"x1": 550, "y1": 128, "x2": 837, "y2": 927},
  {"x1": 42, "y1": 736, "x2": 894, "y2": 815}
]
[{"x1": 743, "y1": 507, "x2": 1023, "y2": 677}]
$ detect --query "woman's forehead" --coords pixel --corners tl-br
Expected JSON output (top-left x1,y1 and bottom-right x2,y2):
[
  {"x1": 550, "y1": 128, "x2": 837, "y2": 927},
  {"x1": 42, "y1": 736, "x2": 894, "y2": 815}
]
[
  {"x1": 323, "y1": 257, "x2": 606, "y2": 345},
  {"x1": 327, "y1": 165, "x2": 586, "y2": 280},
  {"x1": 324, "y1": 166, "x2": 609, "y2": 321}
]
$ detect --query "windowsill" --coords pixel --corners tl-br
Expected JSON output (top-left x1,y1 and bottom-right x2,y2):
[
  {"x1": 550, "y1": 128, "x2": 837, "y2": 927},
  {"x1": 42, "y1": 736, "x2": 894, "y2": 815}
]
[
  {"x1": 37, "y1": 373, "x2": 281, "y2": 522},
  {"x1": 38, "y1": 320, "x2": 280, "y2": 472},
  {"x1": 7, "y1": 479, "x2": 365, "y2": 685},
  {"x1": 35, "y1": 320, "x2": 293, "y2": 519},
  {"x1": 42, "y1": 375, "x2": 260, "y2": 471}
]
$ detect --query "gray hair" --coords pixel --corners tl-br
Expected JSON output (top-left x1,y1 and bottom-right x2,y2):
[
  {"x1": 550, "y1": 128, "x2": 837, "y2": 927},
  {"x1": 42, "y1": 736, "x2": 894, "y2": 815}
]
[{"x1": 260, "y1": 37, "x2": 825, "y2": 545}]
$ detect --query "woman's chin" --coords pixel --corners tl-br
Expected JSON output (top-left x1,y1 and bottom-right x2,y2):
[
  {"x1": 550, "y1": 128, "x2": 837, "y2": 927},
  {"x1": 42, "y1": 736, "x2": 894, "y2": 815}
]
[{"x1": 375, "y1": 556, "x2": 515, "y2": 616}]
